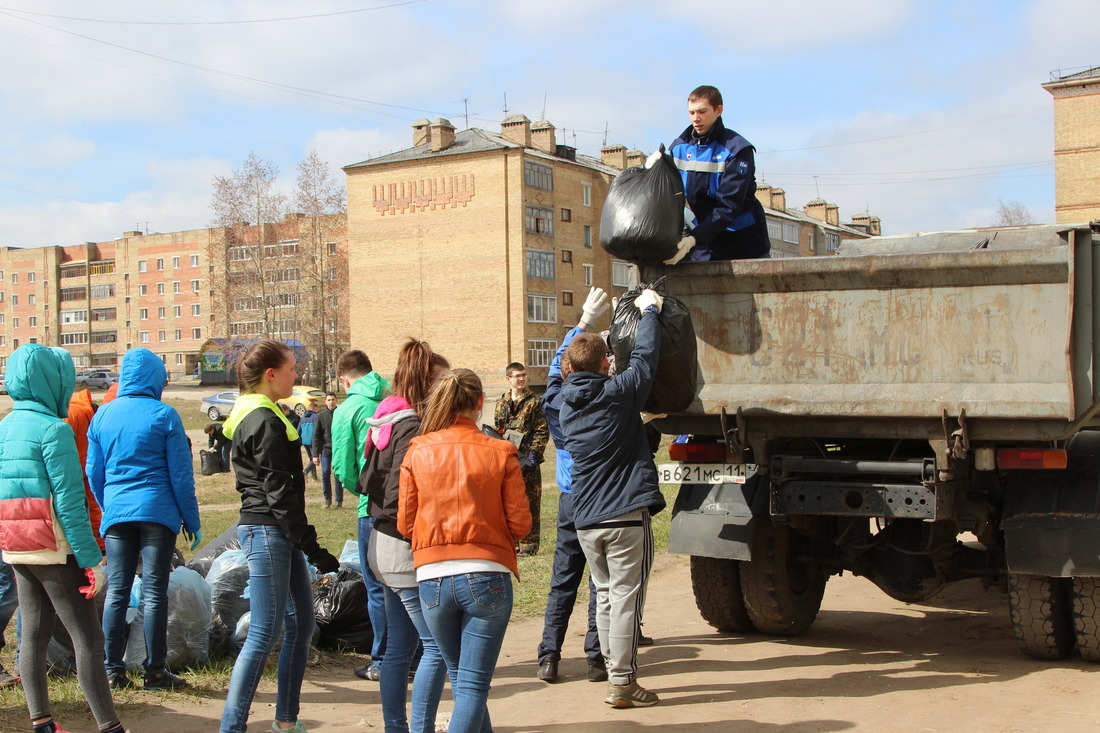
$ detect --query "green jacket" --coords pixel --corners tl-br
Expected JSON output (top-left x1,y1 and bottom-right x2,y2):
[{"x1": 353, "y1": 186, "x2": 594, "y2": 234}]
[{"x1": 332, "y1": 372, "x2": 390, "y2": 517}]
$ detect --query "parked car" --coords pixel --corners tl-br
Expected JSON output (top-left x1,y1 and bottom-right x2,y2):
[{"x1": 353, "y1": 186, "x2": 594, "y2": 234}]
[
  {"x1": 281, "y1": 386, "x2": 327, "y2": 416},
  {"x1": 78, "y1": 371, "x2": 119, "y2": 390},
  {"x1": 201, "y1": 390, "x2": 239, "y2": 420}
]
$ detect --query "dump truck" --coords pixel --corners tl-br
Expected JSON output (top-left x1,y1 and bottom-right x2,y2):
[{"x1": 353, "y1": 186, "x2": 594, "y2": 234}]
[{"x1": 647, "y1": 223, "x2": 1100, "y2": 660}]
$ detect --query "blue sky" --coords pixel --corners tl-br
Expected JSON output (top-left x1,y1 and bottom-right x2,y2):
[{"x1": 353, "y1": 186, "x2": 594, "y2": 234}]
[{"x1": 0, "y1": 0, "x2": 1094, "y2": 247}]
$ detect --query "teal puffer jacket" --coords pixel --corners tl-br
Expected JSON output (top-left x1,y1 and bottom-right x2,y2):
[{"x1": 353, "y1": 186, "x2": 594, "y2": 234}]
[{"x1": 0, "y1": 344, "x2": 103, "y2": 568}]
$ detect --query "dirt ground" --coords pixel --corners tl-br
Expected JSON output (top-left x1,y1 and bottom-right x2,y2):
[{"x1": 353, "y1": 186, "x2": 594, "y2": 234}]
[{"x1": 90, "y1": 551, "x2": 1100, "y2": 733}]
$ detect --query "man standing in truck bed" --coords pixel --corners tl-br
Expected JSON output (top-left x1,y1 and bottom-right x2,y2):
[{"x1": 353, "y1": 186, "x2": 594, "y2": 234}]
[{"x1": 665, "y1": 84, "x2": 771, "y2": 264}]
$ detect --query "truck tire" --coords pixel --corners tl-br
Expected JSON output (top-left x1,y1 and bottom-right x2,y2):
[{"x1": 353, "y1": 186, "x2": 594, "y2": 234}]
[
  {"x1": 1071, "y1": 577, "x2": 1100, "y2": 662},
  {"x1": 739, "y1": 519, "x2": 827, "y2": 636},
  {"x1": 689, "y1": 556, "x2": 755, "y2": 632},
  {"x1": 1008, "y1": 573, "x2": 1074, "y2": 659}
]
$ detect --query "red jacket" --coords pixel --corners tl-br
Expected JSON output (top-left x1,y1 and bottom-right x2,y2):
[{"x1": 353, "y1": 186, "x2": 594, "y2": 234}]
[
  {"x1": 63, "y1": 389, "x2": 105, "y2": 551},
  {"x1": 398, "y1": 416, "x2": 531, "y2": 577}
]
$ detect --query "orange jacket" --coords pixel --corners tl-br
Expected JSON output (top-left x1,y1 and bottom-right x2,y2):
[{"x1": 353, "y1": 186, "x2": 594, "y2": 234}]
[
  {"x1": 63, "y1": 388, "x2": 105, "y2": 551},
  {"x1": 398, "y1": 416, "x2": 532, "y2": 578}
]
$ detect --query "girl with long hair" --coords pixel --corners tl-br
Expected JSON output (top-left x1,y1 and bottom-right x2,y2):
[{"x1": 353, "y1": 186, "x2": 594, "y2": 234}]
[
  {"x1": 219, "y1": 340, "x2": 340, "y2": 733},
  {"x1": 397, "y1": 369, "x2": 532, "y2": 732}
]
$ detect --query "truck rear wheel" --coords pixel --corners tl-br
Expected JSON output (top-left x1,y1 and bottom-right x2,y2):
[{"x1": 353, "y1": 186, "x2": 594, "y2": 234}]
[
  {"x1": 1008, "y1": 573, "x2": 1074, "y2": 659},
  {"x1": 1071, "y1": 578, "x2": 1100, "y2": 662},
  {"x1": 689, "y1": 556, "x2": 755, "y2": 632},
  {"x1": 739, "y1": 519, "x2": 827, "y2": 636}
]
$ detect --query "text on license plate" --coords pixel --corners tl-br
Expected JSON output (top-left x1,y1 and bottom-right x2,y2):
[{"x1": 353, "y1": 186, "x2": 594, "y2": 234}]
[{"x1": 656, "y1": 463, "x2": 757, "y2": 484}]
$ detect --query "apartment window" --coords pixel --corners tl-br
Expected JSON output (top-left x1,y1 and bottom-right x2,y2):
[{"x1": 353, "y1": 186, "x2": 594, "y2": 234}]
[
  {"x1": 230, "y1": 321, "x2": 264, "y2": 336},
  {"x1": 808, "y1": 232, "x2": 817, "y2": 253},
  {"x1": 612, "y1": 260, "x2": 637, "y2": 288},
  {"x1": 191, "y1": 304, "x2": 200, "y2": 316},
  {"x1": 583, "y1": 263, "x2": 593, "y2": 287},
  {"x1": 234, "y1": 296, "x2": 261, "y2": 312},
  {"x1": 190, "y1": 255, "x2": 199, "y2": 267},
  {"x1": 174, "y1": 329, "x2": 182, "y2": 341},
  {"x1": 176, "y1": 354, "x2": 184, "y2": 365},
  {"x1": 782, "y1": 221, "x2": 799, "y2": 244},
  {"x1": 140, "y1": 331, "x2": 149, "y2": 343},
  {"x1": 0, "y1": 292, "x2": 4, "y2": 303},
  {"x1": 527, "y1": 294, "x2": 557, "y2": 323},
  {"x1": 267, "y1": 268, "x2": 300, "y2": 284},
  {"x1": 90, "y1": 331, "x2": 116, "y2": 344},
  {"x1": 158, "y1": 330, "x2": 166, "y2": 342},
  {"x1": 138, "y1": 260, "x2": 147, "y2": 273},
  {"x1": 61, "y1": 332, "x2": 88, "y2": 346},
  {"x1": 139, "y1": 308, "x2": 148, "y2": 320},
  {"x1": 174, "y1": 306, "x2": 182, "y2": 317},
  {"x1": 583, "y1": 225, "x2": 593, "y2": 248},
  {"x1": 562, "y1": 290, "x2": 574, "y2": 306},
  {"x1": 12, "y1": 318, "x2": 18, "y2": 329},
  {"x1": 192, "y1": 327, "x2": 202, "y2": 339},
  {"x1": 27, "y1": 294, "x2": 35, "y2": 305},
  {"x1": 173, "y1": 281, "x2": 181, "y2": 294},
  {"x1": 157, "y1": 307, "x2": 165, "y2": 319},
  {"x1": 91, "y1": 307, "x2": 116, "y2": 321},
  {"x1": 326, "y1": 267, "x2": 336, "y2": 282},
  {"x1": 139, "y1": 284, "x2": 147, "y2": 296},
  {"x1": 0, "y1": 336, "x2": 4, "y2": 347},
  {"x1": 561, "y1": 250, "x2": 573, "y2": 263},
  {"x1": 227, "y1": 245, "x2": 258, "y2": 262},
  {"x1": 90, "y1": 284, "x2": 115, "y2": 299},
  {"x1": 28, "y1": 338, "x2": 37, "y2": 344},
  {"x1": 11, "y1": 339, "x2": 17, "y2": 348},
  {"x1": 172, "y1": 256, "x2": 180, "y2": 269},
  {"x1": 0, "y1": 314, "x2": 7, "y2": 325},
  {"x1": 524, "y1": 161, "x2": 554, "y2": 191},
  {"x1": 525, "y1": 206, "x2": 554, "y2": 236},
  {"x1": 826, "y1": 232, "x2": 841, "y2": 252},
  {"x1": 528, "y1": 339, "x2": 558, "y2": 368},
  {"x1": 582, "y1": 183, "x2": 592, "y2": 207},
  {"x1": 28, "y1": 316, "x2": 36, "y2": 327},
  {"x1": 328, "y1": 241, "x2": 338, "y2": 256},
  {"x1": 157, "y1": 283, "x2": 165, "y2": 295},
  {"x1": 561, "y1": 208, "x2": 571, "y2": 222},
  {"x1": 525, "y1": 250, "x2": 555, "y2": 280},
  {"x1": 767, "y1": 219, "x2": 783, "y2": 242},
  {"x1": 156, "y1": 258, "x2": 164, "y2": 271},
  {"x1": 28, "y1": 272, "x2": 35, "y2": 283},
  {"x1": 60, "y1": 287, "x2": 85, "y2": 302},
  {"x1": 11, "y1": 273, "x2": 17, "y2": 284},
  {"x1": 11, "y1": 295, "x2": 16, "y2": 306},
  {"x1": 191, "y1": 279, "x2": 200, "y2": 293}
]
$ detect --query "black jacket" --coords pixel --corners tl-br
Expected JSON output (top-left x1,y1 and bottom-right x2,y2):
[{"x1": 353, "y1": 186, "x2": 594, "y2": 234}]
[
  {"x1": 207, "y1": 424, "x2": 231, "y2": 450},
  {"x1": 559, "y1": 309, "x2": 665, "y2": 529},
  {"x1": 228, "y1": 402, "x2": 328, "y2": 564},
  {"x1": 356, "y1": 413, "x2": 419, "y2": 541},
  {"x1": 313, "y1": 407, "x2": 335, "y2": 456}
]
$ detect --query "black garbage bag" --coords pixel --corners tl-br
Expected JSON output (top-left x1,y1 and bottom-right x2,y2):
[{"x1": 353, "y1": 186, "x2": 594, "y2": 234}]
[
  {"x1": 206, "y1": 549, "x2": 251, "y2": 658},
  {"x1": 200, "y1": 449, "x2": 221, "y2": 476},
  {"x1": 599, "y1": 146, "x2": 684, "y2": 264},
  {"x1": 186, "y1": 521, "x2": 241, "y2": 578},
  {"x1": 313, "y1": 568, "x2": 374, "y2": 654},
  {"x1": 608, "y1": 278, "x2": 698, "y2": 414}
]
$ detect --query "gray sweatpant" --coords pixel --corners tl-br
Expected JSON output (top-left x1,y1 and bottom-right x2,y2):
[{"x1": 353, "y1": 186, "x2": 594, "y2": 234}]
[
  {"x1": 14, "y1": 561, "x2": 120, "y2": 731},
  {"x1": 577, "y1": 508, "x2": 653, "y2": 686}
]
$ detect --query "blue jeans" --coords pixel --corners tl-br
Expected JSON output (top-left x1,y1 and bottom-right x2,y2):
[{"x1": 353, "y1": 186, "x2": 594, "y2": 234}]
[
  {"x1": 420, "y1": 573, "x2": 513, "y2": 733},
  {"x1": 320, "y1": 453, "x2": 342, "y2": 504},
  {"x1": 380, "y1": 585, "x2": 447, "y2": 733},
  {"x1": 102, "y1": 521, "x2": 177, "y2": 674},
  {"x1": 0, "y1": 559, "x2": 17, "y2": 651},
  {"x1": 357, "y1": 517, "x2": 388, "y2": 662},
  {"x1": 220, "y1": 525, "x2": 316, "y2": 733},
  {"x1": 538, "y1": 491, "x2": 601, "y2": 665},
  {"x1": 218, "y1": 443, "x2": 232, "y2": 472},
  {"x1": 303, "y1": 444, "x2": 317, "y2": 479}
]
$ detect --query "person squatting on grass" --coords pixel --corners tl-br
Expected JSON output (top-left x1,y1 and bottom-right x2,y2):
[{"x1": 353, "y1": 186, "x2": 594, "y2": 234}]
[
  {"x1": 0, "y1": 344, "x2": 129, "y2": 733},
  {"x1": 89, "y1": 347, "x2": 201, "y2": 692},
  {"x1": 559, "y1": 288, "x2": 667, "y2": 708},
  {"x1": 219, "y1": 339, "x2": 340, "y2": 733},
  {"x1": 398, "y1": 368, "x2": 532, "y2": 733},
  {"x1": 353, "y1": 338, "x2": 450, "y2": 732}
]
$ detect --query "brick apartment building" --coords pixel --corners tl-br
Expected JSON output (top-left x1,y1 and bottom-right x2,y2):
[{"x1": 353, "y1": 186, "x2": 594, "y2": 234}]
[{"x1": 1043, "y1": 66, "x2": 1100, "y2": 224}]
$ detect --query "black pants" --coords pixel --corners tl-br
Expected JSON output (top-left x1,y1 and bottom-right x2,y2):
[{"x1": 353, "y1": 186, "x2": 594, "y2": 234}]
[{"x1": 537, "y1": 491, "x2": 601, "y2": 664}]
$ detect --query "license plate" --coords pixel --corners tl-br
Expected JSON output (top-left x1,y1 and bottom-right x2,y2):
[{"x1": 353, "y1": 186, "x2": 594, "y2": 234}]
[{"x1": 656, "y1": 463, "x2": 757, "y2": 484}]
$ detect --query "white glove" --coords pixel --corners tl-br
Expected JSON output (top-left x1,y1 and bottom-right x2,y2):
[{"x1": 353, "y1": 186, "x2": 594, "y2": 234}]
[
  {"x1": 644, "y1": 148, "x2": 663, "y2": 169},
  {"x1": 641, "y1": 411, "x2": 667, "y2": 424},
  {"x1": 635, "y1": 289, "x2": 664, "y2": 313},
  {"x1": 663, "y1": 235, "x2": 696, "y2": 265},
  {"x1": 580, "y1": 286, "x2": 610, "y2": 327}
]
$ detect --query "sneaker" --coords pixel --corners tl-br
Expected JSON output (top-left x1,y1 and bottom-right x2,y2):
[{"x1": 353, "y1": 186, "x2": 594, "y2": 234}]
[
  {"x1": 323, "y1": 499, "x2": 332, "y2": 509},
  {"x1": 517, "y1": 543, "x2": 539, "y2": 557},
  {"x1": 605, "y1": 680, "x2": 659, "y2": 708},
  {"x1": 143, "y1": 670, "x2": 189, "y2": 690},
  {"x1": 587, "y1": 658, "x2": 608, "y2": 682},
  {"x1": 271, "y1": 722, "x2": 308, "y2": 733},
  {"x1": 537, "y1": 659, "x2": 558, "y2": 682},
  {"x1": 33, "y1": 721, "x2": 73, "y2": 733},
  {"x1": 0, "y1": 661, "x2": 18, "y2": 688},
  {"x1": 354, "y1": 662, "x2": 381, "y2": 681},
  {"x1": 638, "y1": 633, "x2": 654, "y2": 646},
  {"x1": 335, "y1": 501, "x2": 342, "y2": 509},
  {"x1": 107, "y1": 671, "x2": 135, "y2": 690}
]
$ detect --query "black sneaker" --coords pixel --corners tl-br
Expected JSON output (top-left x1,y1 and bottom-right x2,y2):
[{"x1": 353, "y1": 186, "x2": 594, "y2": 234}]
[
  {"x1": 0, "y1": 661, "x2": 18, "y2": 688},
  {"x1": 587, "y1": 658, "x2": 608, "y2": 682},
  {"x1": 107, "y1": 671, "x2": 135, "y2": 690},
  {"x1": 143, "y1": 670, "x2": 188, "y2": 690},
  {"x1": 354, "y1": 662, "x2": 381, "y2": 681},
  {"x1": 537, "y1": 659, "x2": 558, "y2": 682}
]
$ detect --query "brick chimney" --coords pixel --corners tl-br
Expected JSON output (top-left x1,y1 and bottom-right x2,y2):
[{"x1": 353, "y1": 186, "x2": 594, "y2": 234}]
[
  {"x1": 826, "y1": 203, "x2": 839, "y2": 226},
  {"x1": 412, "y1": 118, "x2": 431, "y2": 147},
  {"x1": 501, "y1": 114, "x2": 532, "y2": 147},
  {"x1": 771, "y1": 187, "x2": 786, "y2": 212},
  {"x1": 531, "y1": 120, "x2": 556, "y2": 155},
  {"x1": 430, "y1": 118, "x2": 456, "y2": 152},
  {"x1": 122, "y1": 230, "x2": 142, "y2": 238},
  {"x1": 804, "y1": 198, "x2": 828, "y2": 222},
  {"x1": 756, "y1": 183, "x2": 773, "y2": 210},
  {"x1": 625, "y1": 149, "x2": 646, "y2": 168},
  {"x1": 850, "y1": 213, "x2": 882, "y2": 236},
  {"x1": 601, "y1": 144, "x2": 628, "y2": 169}
]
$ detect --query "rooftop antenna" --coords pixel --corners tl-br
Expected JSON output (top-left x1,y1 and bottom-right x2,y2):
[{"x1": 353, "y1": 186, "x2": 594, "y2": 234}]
[
  {"x1": 502, "y1": 93, "x2": 509, "y2": 117},
  {"x1": 602, "y1": 123, "x2": 609, "y2": 147},
  {"x1": 541, "y1": 92, "x2": 547, "y2": 121},
  {"x1": 813, "y1": 175, "x2": 820, "y2": 198},
  {"x1": 463, "y1": 98, "x2": 470, "y2": 129}
]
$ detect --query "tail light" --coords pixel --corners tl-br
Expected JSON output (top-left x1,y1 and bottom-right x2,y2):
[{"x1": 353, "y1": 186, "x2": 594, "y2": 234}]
[
  {"x1": 669, "y1": 441, "x2": 727, "y2": 462},
  {"x1": 996, "y1": 449, "x2": 1068, "y2": 470}
]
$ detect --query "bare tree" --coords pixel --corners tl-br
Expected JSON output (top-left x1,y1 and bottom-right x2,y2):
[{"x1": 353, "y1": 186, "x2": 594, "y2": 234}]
[{"x1": 992, "y1": 199, "x2": 1035, "y2": 227}]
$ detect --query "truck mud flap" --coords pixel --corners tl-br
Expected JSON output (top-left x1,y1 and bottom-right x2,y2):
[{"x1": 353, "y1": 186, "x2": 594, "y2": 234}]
[{"x1": 669, "y1": 474, "x2": 767, "y2": 560}]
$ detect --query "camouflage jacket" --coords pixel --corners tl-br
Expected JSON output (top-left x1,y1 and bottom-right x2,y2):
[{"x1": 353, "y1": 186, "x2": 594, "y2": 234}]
[{"x1": 494, "y1": 389, "x2": 549, "y2": 460}]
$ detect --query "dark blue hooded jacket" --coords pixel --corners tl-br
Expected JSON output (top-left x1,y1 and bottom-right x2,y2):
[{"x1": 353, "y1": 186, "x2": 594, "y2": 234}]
[
  {"x1": 87, "y1": 347, "x2": 200, "y2": 536},
  {"x1": 559, "y1": 311, "x2": 666, "y2": 529}
]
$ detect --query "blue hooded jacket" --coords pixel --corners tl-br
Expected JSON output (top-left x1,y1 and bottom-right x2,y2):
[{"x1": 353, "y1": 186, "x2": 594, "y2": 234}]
[
  {"x1": 0, "y1": 344, "x2": 102, "y2": 568},
  {"x1": 87, "y1": 347, "x2": 200, "y2": 536}
]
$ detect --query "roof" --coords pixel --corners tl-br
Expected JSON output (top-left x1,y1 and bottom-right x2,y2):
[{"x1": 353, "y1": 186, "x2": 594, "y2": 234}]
[
  {"x1": 837, "y1": 223, "x2": 1078, "y2": 255},
  {"x1": 343, "y1": 127, "x2": 622, "y2": 176},
  {"x1": 1051, "y1": 66, "x2": 1100, "y2": 82}
]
